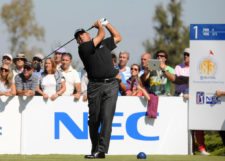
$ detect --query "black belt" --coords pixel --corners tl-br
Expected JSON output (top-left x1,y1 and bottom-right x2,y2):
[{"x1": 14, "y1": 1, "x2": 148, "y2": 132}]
[{"x1": 90, "y1": 78, "x2": 116, "y2": 83}]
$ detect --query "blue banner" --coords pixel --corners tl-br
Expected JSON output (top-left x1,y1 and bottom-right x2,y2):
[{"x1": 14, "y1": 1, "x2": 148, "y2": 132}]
[{"x1": 190, "y1": 24, "x2": 225, "y2": 40}]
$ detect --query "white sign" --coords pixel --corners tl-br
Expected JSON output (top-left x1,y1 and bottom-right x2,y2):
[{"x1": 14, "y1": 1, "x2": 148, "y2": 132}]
[
  {"x1": 0, "y1": 96, "x2": 21, "y2": 154},
  {"x1": 189, "y1": 24, "x2": 225, "y2": 130},
  {"x1": 0, "y1": 96, "x2": 188, "y2": 155}
]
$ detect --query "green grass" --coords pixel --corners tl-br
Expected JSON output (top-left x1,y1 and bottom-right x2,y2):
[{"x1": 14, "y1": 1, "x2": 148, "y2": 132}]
[{"x1": 0, "y1": 155, "x2": 225, "y2": 161}]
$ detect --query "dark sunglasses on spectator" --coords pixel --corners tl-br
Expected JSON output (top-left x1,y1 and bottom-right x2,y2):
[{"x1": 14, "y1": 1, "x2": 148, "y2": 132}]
[
  {"x1": 32, "y1": 57, "x2": 42, "y2": 62},
  {"x1": 0, "y1": 67, "x2": 9, "y2": 72},
  {"x1": 184, "y1": 52, "x2": 190, "y2": 57},
  {"x1": 131, "y1": 67, "x2": 138, "y2": 71},
  {"x1": 157, "y1": 54, "x2": 166, "y2": 58},
  {"x1": 16, "y1": 58, "x2": 25, "y2": 61},
  {"x1": 3, "y1": 56, "x2": 11, "y2": 61}
]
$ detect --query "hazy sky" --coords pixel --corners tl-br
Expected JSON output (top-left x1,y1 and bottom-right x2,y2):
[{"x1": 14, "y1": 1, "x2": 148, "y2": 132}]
[{"x1": 1, "y1": 0, "x2": 225, "y2": 67}]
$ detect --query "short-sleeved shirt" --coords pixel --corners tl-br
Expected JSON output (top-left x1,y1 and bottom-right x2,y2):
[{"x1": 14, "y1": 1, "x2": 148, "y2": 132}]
[
  {"x1": 15, "y1": 73, "x2": 38, "y2": 91},
  {"x1": 78, "y1": 37, "x2": 119, "y2": 79},
  {"x1": 141, "y1": 65, "x2": 175, "y2": 96},
  {"x1": 175, "y1": 63, "x2": 189, "y2": 94},
  {"x1": 59, "y1": 66, "x2": 81, "y2": 96}
]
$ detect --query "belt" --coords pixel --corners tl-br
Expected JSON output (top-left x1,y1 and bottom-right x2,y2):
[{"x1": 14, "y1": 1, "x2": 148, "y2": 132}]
[{"x1": 90, "y1": 78, "x2": 116, "y2": 83}]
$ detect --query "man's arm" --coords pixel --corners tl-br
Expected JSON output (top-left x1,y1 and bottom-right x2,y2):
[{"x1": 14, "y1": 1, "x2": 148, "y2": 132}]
[
  {"x1": 93, "y1": 20, "x2": 105, "y2": 47},
  {"x1": 105, "y1": 23, "x2": 122, "y2": 44}
]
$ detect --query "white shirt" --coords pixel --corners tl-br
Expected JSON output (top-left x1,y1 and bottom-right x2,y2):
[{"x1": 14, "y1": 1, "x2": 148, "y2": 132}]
[
  {"x1": 0, "y1": 81, "x2": 11, "y2": 93},
  {"x1": 41, "y1": 74, "x2": 57, "y2": 96},
  {"x1": 121, "y1": 66, "x2": 131, "y2": 81},
  {"x1": 60, "y1": 66, "x2": 81, "y2": 96}
]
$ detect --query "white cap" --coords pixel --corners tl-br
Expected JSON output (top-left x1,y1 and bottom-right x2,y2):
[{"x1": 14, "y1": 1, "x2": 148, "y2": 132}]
[
  {"x1": 33, "y1": 53, "x2": 44, "y2": 60},
  {"x1": 2, "y1": 53, "x2": 13, "y2": 60},
  {"x1": 184, "y1": 48, "x2": 190, "y2": 54},
  {"x1": 54, "y1": 47, "x2": 66, "y2": 53}
]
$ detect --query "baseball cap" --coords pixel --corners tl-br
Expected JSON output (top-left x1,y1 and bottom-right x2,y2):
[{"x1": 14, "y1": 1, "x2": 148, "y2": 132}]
[
  {"x1": 184, "y1": 48, "x2": 190, "y2": 54},
  {"x1": 24, "y1": 61, "x2": 34, "y2": 69},
  {"x1": 74, "y1": 28, "x2": 86, "y2": 39},
  {"x1": 2, "y1": 53, "x2": 13, "y2": 61},
  {"x1": 33, "y1": 53, "x2": 44, "y2": 60},
  {"x1": 54, "y1": 47, "x2": 66, "y2": 54}
]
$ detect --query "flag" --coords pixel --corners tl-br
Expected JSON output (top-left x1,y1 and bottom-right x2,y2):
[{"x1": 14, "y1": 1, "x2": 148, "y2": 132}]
[{"x1": 209, "y1": 50, "x2": 214, "y2": 55}]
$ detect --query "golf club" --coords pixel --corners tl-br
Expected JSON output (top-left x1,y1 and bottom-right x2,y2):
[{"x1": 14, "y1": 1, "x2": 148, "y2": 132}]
[{"x1": 42, "y1": 26, "x2": 94, "y2": 60}]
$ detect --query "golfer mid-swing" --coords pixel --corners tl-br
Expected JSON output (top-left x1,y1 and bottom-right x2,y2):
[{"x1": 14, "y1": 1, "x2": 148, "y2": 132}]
[{"x1": 74, "y1": 18, "x2": 122, "y2": 159}]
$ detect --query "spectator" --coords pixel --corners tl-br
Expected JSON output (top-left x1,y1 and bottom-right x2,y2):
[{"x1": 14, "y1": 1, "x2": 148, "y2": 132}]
[
  {"x1": 53, "y1": 47, "x2": 66, "y2": 70},
  {"x1": 2, "y1": 53, "x2": 13, "y2": 66},
  {"x1": 59, "y1": 53, "x2": 81, "y2": 100},
  {"x1": 140, "y1": 52, "x2": 151, "y2": 76},
  {"x1": 112, "y1": 53, "x2": 126, "y2": 95},
  {"x1": 32, "y1": 53, "x2": 44, "y2": 80},
  {"x1": 155, "y1": 50, "x2": 175, "y2": 95},
  {"x1": 174, "y1": 48, "x2": 190, "y2": 96},
  {"x1": 141, "y1": 50, "x2": 174, "y2": 96},
  {"x1": 15, "y1": 62, "x2": 38, "y2": 96},
  {"x1": 36, "y1": 58, "x2": 66, "y2": 101},
  {"x1": 140, "y1": 52, "x2": 152, "y2": 93},
  {"x1": 13, "y1": 53, "x2": 27, "y2": 76},
  {"x1": 126, "y1": 64, "x2": 150, "y2": 100},
  {"x1": 0, "y1": 64, "x2": 16, "y2": 96},
  {"x1": 118, "y1": 51, "x2": 131, "y2": 80}
]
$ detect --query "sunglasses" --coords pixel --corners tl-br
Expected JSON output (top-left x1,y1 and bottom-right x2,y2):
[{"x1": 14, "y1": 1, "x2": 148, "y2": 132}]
[
  {"x1": 0, "y1": 67, "x2": 9, "y2": 72},
  {"x1": 32, "y1": 57, "x2": 42, "y2": 62},
  {"x1": 131, "y1": 67, "x2": 138, "y2": 71},
  {"x1": 16, "y1": 58, "x2": 25, "y2": 61},
  {"x1": 184, "y1": 52, "x2": 190, "y2": 57},
  {"x1": 157, "y1": 54, "x2": 166, "y2": 58}
]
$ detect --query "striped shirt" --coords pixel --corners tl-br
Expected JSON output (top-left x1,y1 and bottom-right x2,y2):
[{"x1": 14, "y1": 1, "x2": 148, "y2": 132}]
[{"x1": 15, "y1": 73, "x2": 38, "y2": 91}]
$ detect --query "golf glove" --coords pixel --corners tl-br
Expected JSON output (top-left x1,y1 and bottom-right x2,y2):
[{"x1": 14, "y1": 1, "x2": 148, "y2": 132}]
[{"x1": 100, "y1": 18, "x2": 109, "y2": 26}]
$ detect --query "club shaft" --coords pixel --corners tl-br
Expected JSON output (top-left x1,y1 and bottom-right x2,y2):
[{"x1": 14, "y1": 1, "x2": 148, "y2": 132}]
[{"x1": 43, "y1": 37, "x2": 75, "y2": 60}]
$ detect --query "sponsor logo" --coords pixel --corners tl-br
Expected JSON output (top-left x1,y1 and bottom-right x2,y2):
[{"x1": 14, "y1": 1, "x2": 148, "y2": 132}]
[
  {"x1": 198, "y1": 50, "x2": 217, "y2": 80},
  {"x1": 196, "y1": 92, "x2": 205, "y2": 104},
  {"x1": 54, "y1": 112, "x2": 159, "y2": 141},
  {"x1": 206, "y1": 96, "x2": 221, "y2": 104},
  {"x1": 196, "y1": 91, "x2": 221, "y2": 105}
]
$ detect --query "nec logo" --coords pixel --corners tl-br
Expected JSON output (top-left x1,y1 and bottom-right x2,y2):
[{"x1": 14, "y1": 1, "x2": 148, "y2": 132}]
[
  {"x1": 54, "y1": 112, "x2": 159, "y2": 141},
  {"x1": 206, "y1": 96, "x2": 221, "y2": 104}
]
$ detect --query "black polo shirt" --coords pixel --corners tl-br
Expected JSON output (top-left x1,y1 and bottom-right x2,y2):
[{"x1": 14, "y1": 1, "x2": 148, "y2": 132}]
[{"x1": 78, "y1": 37, "x2": 119, "y2": 79}]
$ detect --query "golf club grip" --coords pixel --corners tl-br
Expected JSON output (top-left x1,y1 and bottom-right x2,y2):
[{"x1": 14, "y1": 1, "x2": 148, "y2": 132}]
[{"x1": 86, "y1": 26, "x2": 94, "y2": 31}]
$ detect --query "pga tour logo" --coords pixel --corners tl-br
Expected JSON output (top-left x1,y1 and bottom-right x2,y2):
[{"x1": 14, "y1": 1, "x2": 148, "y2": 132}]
[
  {"x1": 196, "y1": 91, "x2": 221, "y2": 105},
  {"x1": 196, "y1": 92, "x2": 205, "y2": 104}
]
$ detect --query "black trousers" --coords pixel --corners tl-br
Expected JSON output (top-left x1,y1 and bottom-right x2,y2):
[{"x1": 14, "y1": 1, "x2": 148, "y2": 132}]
[{"x1": 87, "y1": 79, "x2": 119, "y2": 154}]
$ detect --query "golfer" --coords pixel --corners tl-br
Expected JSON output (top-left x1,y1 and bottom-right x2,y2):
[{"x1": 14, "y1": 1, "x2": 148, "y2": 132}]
[{"x1": 74, "y1": 18, "x2": 122, "y2": 159}]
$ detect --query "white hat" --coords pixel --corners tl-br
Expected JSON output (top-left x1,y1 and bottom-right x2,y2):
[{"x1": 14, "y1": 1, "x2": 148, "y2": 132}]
[
  {"x1": 33, "y1": 53, "x2": 44, "y2": 60},
  {"x1": 54, "y1": 47, "x2": 66, "y2": 54},
  {"x1": 2, "y1": 53, "x2": 13, "y2": 60},
  {"x1": 184, "y1": 48, "x2": 190, "y2": 54}
]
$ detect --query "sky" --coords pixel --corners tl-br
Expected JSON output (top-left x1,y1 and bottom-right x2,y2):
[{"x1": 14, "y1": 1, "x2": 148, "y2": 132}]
[{"x1": 1, "y1": 0, "x2": 225, "y2": 68}]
